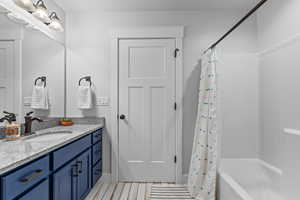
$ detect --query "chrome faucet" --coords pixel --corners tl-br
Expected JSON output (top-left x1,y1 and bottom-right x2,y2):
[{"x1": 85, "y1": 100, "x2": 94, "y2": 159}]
[{"x1": 24, "y1": 112, "x2": 44, "y2": 135}]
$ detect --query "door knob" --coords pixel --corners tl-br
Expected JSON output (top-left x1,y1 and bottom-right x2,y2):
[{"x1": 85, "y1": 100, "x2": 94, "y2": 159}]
[{"x1": 120, "y1": 114, "x2": 126, "y2": 120}]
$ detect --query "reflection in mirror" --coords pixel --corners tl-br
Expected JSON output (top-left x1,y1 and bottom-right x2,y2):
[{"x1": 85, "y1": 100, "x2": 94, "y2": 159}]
[{"x1": 0, "y1": 5, "x2": 65, "y2": 127}]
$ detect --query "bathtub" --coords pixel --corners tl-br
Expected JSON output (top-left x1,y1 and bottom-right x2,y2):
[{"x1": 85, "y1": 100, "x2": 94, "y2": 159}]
[{"x1": 217, "y1": 159, "x2": 284, "y2": 200}]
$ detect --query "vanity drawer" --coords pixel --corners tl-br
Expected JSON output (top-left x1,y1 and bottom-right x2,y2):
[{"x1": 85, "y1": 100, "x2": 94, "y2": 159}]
[
  {"x1": 92, "y1": 161, "x2": 102, "y2": 186},
  {"x1": 2, "y1": 156, "x2": 50, "y2": 200},
  {"x1": 53, "y1": 135, "x2": 92, "y2": 170},
  {"x1": 92, "y1": 142, "x2": 102, "y2": 165},
  {"x1": 18, "y1": 179, "x2": 49, "y2": 200},
  {"x1": 92, "y1": 129, "x2": 102, "y2": 144}
]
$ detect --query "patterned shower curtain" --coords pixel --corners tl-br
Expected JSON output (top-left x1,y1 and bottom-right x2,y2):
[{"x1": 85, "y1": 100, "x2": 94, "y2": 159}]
[{"x1": 187, "y1": 48, "x2": 218, "y2": 200}]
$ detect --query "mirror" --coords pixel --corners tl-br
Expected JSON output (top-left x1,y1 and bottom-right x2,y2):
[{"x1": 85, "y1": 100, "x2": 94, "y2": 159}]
[{"x1": 0, "y1": 5, "x2": 65, "y2": 125}]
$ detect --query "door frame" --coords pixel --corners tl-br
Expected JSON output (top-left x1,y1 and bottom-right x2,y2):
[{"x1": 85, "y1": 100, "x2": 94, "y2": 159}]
[
  {"x1": 110, "y1": 26, "x2": 184, "y2": 183},
  {"x1": 0, "y1": 31, "x2": 23, "y2": 122}
]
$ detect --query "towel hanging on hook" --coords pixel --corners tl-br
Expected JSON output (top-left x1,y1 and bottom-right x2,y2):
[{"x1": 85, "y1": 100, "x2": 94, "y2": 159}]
[{"x1": 32, "y1": 76, "x2": 48, "y2": 110}]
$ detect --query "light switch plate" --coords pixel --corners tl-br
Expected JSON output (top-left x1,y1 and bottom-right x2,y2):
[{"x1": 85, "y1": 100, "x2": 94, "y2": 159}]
[{"x1": 96, "y1": 97, "x2": 110, "y2": 106}]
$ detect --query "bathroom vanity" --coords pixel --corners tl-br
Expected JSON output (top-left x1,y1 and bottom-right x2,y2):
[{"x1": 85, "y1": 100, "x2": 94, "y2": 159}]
[{"x1": 0, "y1": 125, "x2": 103, "y2": 200}]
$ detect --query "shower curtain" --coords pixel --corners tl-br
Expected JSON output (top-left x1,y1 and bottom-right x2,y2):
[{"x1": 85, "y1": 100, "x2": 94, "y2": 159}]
[{"x1": 187, "y1": 48, "x2": 218, "y2": 200}]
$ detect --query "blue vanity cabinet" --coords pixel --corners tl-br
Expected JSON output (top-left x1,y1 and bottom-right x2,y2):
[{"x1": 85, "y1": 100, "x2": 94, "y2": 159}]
[
  {"x1": 53, "y1": 135, "x2": 91, "y2": 171},
  {"x1": 53, "y1": 150, "x2": 92, "y2": 200},
  {"x1": 18, "y1": 179, "x2": 49, "y2": 200},
  {"x1": 92, "y1": 160, "x2": 102, "y2": 186},
  {"x1": 53, "y1": 159, "x2": 77, "y2": 200},
  {"x1": 92, "y1": 129, "x2": 102, "y2": 144},
  {"x1": 91, "y1": 130, "x2": 102, "y2": 186},
  {"x1": 76, "y1": 150, "x2": 91, "y2": 200},
  {"x1": 53, "y1": 150, "x2": 91, "y2": 200},
  {"x1": 1, "y1": 156, "x2": 50, "y2": 200},
  {"x1": 0, "y1": 128, "x2": 103, "y2": 200}
]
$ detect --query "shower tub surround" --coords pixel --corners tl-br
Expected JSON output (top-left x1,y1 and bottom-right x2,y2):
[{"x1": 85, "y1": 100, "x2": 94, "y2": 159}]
[{"x1": 218, "y1": 159, "x2": 283, "y2": 200}]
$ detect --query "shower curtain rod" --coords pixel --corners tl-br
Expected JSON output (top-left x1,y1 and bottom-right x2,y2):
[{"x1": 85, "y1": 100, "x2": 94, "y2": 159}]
[{"x1": 203, "y1": 0, "x2": 269, "y2": 54}]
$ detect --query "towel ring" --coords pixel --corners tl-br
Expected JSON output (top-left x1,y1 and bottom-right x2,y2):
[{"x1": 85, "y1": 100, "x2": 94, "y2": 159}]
[
  {"x1": 79, "y1": 76, "x2": 92, "y2": 86},
  {"x1": 34, "y1": 76, "x2": 46, "y2": 87}
]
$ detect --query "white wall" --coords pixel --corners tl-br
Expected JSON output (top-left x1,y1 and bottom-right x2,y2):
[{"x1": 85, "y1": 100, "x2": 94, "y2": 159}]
[
  {"x1": 257, "y1": 0, "x2": 300, "y2": 198},
  {"x1": 65, "y1": 10, "x2": 259, "y2": 175}
]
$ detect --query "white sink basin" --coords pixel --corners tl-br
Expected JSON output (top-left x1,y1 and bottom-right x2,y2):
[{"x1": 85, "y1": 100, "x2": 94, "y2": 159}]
[{"x1": 22, "y1": 131, "x2": 73, "y2": 142}]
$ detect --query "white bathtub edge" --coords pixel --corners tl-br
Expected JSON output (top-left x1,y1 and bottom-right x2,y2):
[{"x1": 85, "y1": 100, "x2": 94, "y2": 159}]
[
  {"x1": 220, "y1": 158, "x2": 282, "y2": 175},
  {"x1": 218, "y1": 171, "x2": 254, "y2": 200},
  {"x1": 259, "y1": 159, "x2": 282, "y2": 176}
]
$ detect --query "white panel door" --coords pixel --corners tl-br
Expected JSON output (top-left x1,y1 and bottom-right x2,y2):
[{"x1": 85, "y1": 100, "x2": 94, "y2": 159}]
[
  {"x1": 119, "y1": 39, "x2": 176, "y2": 182},
  {"x1": 0, "y1": 41, "x2": 14, "y2": 117}
]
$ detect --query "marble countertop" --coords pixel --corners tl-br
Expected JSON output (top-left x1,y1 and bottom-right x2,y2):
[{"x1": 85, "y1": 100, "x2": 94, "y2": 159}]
[{"x1": 0, "y1": 124, "x2": 104, "y2": 175}]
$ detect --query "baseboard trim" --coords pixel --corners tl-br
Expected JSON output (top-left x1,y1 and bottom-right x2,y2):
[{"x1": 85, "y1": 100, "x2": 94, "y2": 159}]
[{"x1": 99, "y1": 173, "x2": 112, "y2": 183}]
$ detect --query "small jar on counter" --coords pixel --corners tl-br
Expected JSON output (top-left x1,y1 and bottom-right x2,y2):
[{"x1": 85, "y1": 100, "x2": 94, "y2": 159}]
[{"x1": 5, "y1": 122, "x2": 21, "y2": 141}]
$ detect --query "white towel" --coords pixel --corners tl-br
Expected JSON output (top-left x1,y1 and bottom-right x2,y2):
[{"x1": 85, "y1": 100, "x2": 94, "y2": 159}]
[
  {"x1": 31, "y1": 85, "x2": 49, "y2": 110},
  {"x1": 77, "y1": 85, "x2": 92, "y2": 109}
]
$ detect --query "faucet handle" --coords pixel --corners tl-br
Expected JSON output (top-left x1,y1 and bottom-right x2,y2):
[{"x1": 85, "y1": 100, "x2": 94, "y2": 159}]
[
  {"x1": 26, "y1": 111, "x2": 34, "y2": 116},
  {"x1": 3, "y1": 111, "x2": 14, "y2": 116},
  {"x1": 3, "y1": 111, "x2": 16, "y2": 122}
]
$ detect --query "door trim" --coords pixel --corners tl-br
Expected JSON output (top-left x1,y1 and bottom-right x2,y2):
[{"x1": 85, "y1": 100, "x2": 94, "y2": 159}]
[
  {"x1": 0, "y1": 31, "x2": 23, "y2": 122},
  {"x1": 110, "y1": 26, "x2": 184, "y2": 183}
]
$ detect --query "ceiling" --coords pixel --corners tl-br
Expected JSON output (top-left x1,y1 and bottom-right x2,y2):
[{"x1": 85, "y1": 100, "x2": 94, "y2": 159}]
[{"x1": 56, "y1": 0, "x2": 258, "y2": 12}]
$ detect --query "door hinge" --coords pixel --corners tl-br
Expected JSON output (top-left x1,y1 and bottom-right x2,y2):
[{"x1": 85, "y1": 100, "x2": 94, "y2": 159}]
[
  {"x1": 174, "y1": 102, "x2": 177, "y2": 110},
  {"x1": 174, "y1": 48, "x2": 180, "y2": 58},
  {"x1": 174, "y1": 156, "x2": 177, "y2": 164}
]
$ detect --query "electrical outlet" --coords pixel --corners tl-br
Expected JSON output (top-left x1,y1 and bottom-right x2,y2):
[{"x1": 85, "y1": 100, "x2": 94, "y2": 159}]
[{"x1": 96, "y1": 97, "x2": 110, "y2": 106}]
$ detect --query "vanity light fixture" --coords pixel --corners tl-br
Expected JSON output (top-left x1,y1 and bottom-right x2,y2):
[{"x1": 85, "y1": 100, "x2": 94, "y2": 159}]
[
  {"x1": 48, "y1": 12, "x2": 64, "y2": 32},
  {"x1": 32, "y1": 0, "x2": 50, "y2": 24},
  {"x1": 13, "y1": 0, "x2": 36, "y2": 13}
]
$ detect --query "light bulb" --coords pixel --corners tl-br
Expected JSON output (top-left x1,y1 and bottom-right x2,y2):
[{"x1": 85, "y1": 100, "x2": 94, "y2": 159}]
[
  {"x1": 32, "y1": 0, "x2": 50, "y2": 24},
  {"x1": 48, "y1": 12, "x2": 64, "y2": 32},
  {"x1": 13, "y1": 0, "x2": 36, "y2": 12}
]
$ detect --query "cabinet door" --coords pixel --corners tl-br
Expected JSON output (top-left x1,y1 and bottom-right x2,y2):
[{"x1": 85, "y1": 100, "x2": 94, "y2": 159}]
[
  {"x1": 53, "y1": 160, "x2": 77, "y2": 200},
  {"x1": 76, "y1": 150, "x2": 91, "y2": 200},
  {"x1": 18, "y1": 179, "x2": 49, "y2": 200}
]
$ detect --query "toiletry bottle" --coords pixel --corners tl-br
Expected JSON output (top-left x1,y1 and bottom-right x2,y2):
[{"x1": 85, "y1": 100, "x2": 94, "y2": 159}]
[{"x1": 3, "y1": 112, "x2": 20, "y2": 141}]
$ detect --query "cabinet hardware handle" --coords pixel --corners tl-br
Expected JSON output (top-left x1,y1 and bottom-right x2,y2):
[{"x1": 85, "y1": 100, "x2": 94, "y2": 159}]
[
  {"x1": 77, "y1": 161, "x2": 83, "y2": 174},
  {"x1": 20, "y1": 169, "x2": 43, "y2": 183},
  {"x1": 72, "y1": 164, "x2": 79, "y2": 177}
]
